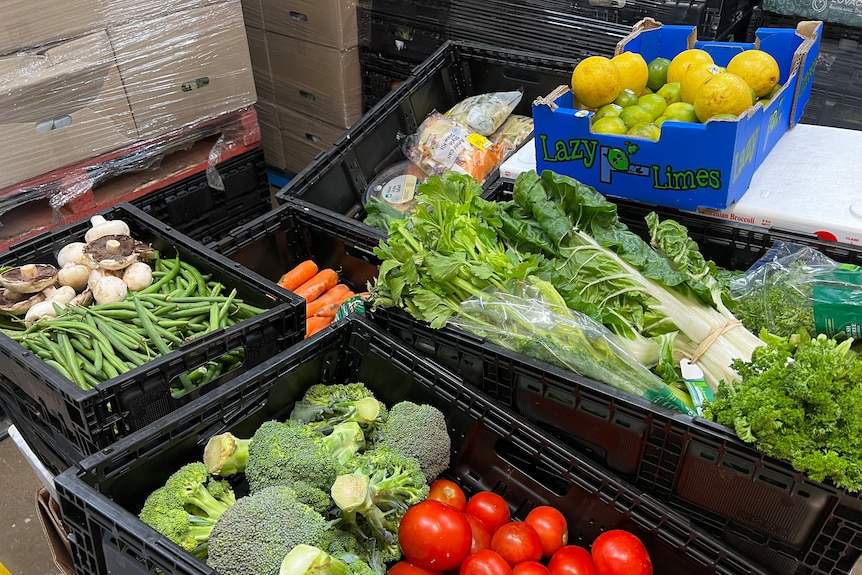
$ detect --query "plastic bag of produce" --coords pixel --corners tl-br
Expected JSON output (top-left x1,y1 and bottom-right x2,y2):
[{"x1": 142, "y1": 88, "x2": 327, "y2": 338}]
[
  {"x1": 449, "y1": 276, "x2": 697, "y2": 416},
  {"x1": 729, "y1": 241, "x2": 862, "y2": 338},
  {"x1": 398, "y1": 112, "x2": 503, "y2": 183},
  {"x1": 489, "y1": 114, "x2": 534, "y2": 159},
  {"x1": 445, "y1": 89, "x2": 523, "y2": 135}
]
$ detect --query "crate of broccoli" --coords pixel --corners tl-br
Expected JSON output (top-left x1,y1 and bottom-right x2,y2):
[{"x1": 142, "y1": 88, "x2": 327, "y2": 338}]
[{"x1": 54, "y1": 315, "x2": 765, "y2": 575}]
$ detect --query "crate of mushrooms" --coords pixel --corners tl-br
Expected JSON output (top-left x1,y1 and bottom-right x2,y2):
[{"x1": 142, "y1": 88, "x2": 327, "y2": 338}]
[{"x1": 0, "y1": 203, "x2": 304, "y2": 470}]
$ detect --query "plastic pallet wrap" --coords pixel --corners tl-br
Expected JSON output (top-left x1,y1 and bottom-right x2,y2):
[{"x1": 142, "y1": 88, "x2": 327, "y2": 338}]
[
  {"x1": 56, "y1": 315, "x2": 766, "y2": 575},
  {"x1": 0, "y1": 0, "x2": 257, "y2": 228},
  {"x1": 0, "y1": 203, "x2": 304, "y2": 474}
]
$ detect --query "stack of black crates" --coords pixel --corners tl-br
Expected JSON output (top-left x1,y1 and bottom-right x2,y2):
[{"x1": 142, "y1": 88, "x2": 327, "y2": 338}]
[
  {"x1": 357, "y1": 0, "x2": 761, "y2": 112},
  {"x1": 746, "y1": 5, "x2": 861, "y2": 130}
]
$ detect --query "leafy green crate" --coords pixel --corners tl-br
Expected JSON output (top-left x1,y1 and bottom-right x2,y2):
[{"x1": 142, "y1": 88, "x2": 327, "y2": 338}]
[
  {"x1": 364, "y1": 177, "x2": 862, "y2": 575},
  {"x1": 55, "y1": 315, "x2": 766, "y2": 575},
  {"x1": 0, "y1": 203, "x2": 304, "y2": 473},
  {"x1": 274, "y1": 40, "x2": 579, "y2": 229}
]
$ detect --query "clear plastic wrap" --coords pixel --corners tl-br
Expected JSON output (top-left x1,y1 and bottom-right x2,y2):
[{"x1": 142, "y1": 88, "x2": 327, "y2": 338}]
[
  {"x1": 0, "y1": 0, "x2": 256, "y2": 213},
  {"x1": 449, "y1": 278, "x2": 697, "y2": 415},
  {"x1": 445, "y1": 90, "x2": 524, "y2": 136},
  {"x1": 729, "y1": 241, "x2": 862, "y2": 339}
]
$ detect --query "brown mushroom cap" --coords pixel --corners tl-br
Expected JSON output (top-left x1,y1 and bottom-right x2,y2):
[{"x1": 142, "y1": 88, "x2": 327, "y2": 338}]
[
  {"x1": 0, "y1": 288, "x2": 46, "y2": 315},
  {"x1": 0, "y1": 264, "x2": 58, "y2": 294},
  {"x1": 84, "y1": 235, "x2": 151, "y2": 270}
]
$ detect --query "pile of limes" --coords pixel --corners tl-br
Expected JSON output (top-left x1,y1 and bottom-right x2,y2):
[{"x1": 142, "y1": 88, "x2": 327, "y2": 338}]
[{"x1": 571, "y1": 48, "x2": 782, "y2": 141}]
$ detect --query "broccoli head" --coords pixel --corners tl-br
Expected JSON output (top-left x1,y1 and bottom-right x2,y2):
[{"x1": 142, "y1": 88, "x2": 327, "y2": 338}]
[
  {"x1": 330, "y1": 446, "x2": 429, "y2": 563},
  {"x1": 291, "y1": 383, "x2": 388, "y2": 439},
  {"x1": 208, "y1": 486, "x2": 329, "y2": 575},
  {"x1": 204, "y1": 432, "x2": 251, "y2": 476},
  {"x1": 377, "y1": 401, "x2": 450, "y2": 480},
  {"x1": 138, "y1": 462, "x2": 236, "y2": 559},
  {"x1": 245, "y1": 419, "x2": 365, "y2": 495}
]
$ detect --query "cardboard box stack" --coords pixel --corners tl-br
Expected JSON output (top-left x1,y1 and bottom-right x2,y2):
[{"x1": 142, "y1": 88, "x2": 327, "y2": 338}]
[
  {"x1": 242, "y1": 0, "x2": 362, "y2": 174},
  {"x1": 0, "y1": 0, "x2": 257, "y2": 212}
]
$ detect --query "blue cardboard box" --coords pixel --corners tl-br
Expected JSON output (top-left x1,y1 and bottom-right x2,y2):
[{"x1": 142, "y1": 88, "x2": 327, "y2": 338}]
[{"x1": 532, "y1": 19, "x2": 823, "y2": 210}]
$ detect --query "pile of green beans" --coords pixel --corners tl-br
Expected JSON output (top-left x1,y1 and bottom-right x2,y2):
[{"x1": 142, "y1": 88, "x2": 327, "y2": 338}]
[{"x1": 1, "y1": 254, "x2": 267, "y2": 397}]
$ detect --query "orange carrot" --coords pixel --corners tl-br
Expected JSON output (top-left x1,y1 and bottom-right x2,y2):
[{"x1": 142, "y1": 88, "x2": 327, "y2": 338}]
[
  {"x1": 305, "y1": 315, "x2": 334, "y2": 338},
  {"x1": 306, "y1": 284, "x2": 352, "y2": 317},
  {"x1": 313, "y1": 291, "x2": 356, "y2": 318},
  {"x1": 294, "y1": 269, "x2": 339, "y2": 302},
  {"x1": 278, "y1": 260, "x2": 318, "y2": 291}
]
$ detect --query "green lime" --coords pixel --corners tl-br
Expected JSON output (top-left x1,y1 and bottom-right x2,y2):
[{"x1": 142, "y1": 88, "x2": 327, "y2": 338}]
[
  {"x1": 655, "y1": 115, "x2": 671, "y2": 127},
  {"x1": 637, "y1": 93, "x2": 668, "y2": 120},
  {"x1": 592, "y1": 116, "x2": 628, "y2": 135},
  {"x1": 664, "y1": 101, "x2": 698, "y2": 123},
  {"x1": 749, "y1": 85, "x2": 758, "y2": 105},
  {"x1": 614, "y1": 88, "x2": 639, "y2": 108},
  {"x1": 656, "y1": 81, "x2": 682, "y2": 105},
  {"x1": 767, "y1": 83, "x2": 783, "y2": 98},
  {"x1": 647, "y1": 57, "x2": 671, "y2": 92},
  {"x1": 627, "y1": 122, "x2": 661, "y2": 141},
  {"x1": 619, "y1": 105, "x2": 654, "y2": 127},
  {"x1": 594, "y1": 103, "x2": 623, "y2": 121}
]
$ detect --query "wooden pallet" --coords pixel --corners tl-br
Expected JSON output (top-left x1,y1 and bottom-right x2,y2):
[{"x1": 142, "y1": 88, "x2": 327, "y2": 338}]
[{"x1": 0, "y1": 107, "x2": 261, "y2": 252}]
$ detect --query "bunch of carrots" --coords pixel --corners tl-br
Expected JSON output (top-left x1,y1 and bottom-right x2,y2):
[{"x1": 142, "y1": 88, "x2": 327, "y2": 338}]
[{"x1": 277, "y1": 260, "x2": 357, "y2": 338}]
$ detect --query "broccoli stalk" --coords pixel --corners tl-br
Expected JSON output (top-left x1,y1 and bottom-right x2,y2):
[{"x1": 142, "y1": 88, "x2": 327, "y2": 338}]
[
  {"x1": 204, "y1": 432, "x2": 252, "y2": 476},
  {"x1": 280, "y1": 545, "x2": 351, "y2": 575},
  {"x1": 139, "y1": 462, "x2": 236, "y2": 559},
  {"x1": 330, "y1": 446, "x2": 429, "y2": 561},
  {"x1": 291, "y1": 383, "x2": 387, "y2": 438}
]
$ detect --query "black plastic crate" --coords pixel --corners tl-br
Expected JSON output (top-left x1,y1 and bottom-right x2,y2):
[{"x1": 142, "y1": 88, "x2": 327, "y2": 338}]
[
  {"x1": 358, "y1": 7, "x2": 447, "y2": 65},
  {"x1": 275, "y1": 40, "x2": 580, "y2": 236},
  {"x1": 361, "y1": 178, "x2": 862, "y2": 575},
  {"x1": 360, "y1": 50, "x2": 415, "y2": 112},
  {"x1": 0, "y1": 384, "x2": 70, "y2": 476},
  {"x1": 0, "y1": 203, "x2": 304, "y2": 470},
  {"x1": 55, "y1": 315, "x2": 767, "y2": 575},
  {"x1": 746, "y1": 6, "x2": 862, "y2": 42},
  {"x1": 359, "y1": 0, "x2": 450, "y2": 23},
  {"x1": 802, "y1": 86, "x2": 862, "y2": 129},
  {"x1": 132, "y1": 148, "x2": 271, "y2": 246}
]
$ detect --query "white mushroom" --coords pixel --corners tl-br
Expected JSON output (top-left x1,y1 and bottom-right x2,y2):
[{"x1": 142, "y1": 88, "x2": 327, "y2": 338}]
[
  {"x1": 91, "y1": 275, "x2": 128, "y2": 305},
  {"x1": 69, "y1": 289, "x2": 93, "y2": 307},
  {"x1": 58, "y1": 262, "x2": 91, "y2": 292},
  {"x1": 56, "y1": 242, "x2": 89, "y2": 268},
  {"x1": 0, "y1": 289, "x2": 45, "y2": 316},
  {"x1": 0, "y1": 264, "x2": 58, "y2": 294},
  {"x1": 85, "y1": 215, "x2": 130, "y2": 243},
  {"x1": 122, "y1": 262, "x2": 154, "y2": 292},
  {"x1": 24, "y1": 286, "x2": 76, "y2": 326}
]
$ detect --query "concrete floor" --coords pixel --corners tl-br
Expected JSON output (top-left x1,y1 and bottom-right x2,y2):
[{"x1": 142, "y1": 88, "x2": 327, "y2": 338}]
[{"x1": 0, "y1": 415, "x2": 59, "y2": 575}]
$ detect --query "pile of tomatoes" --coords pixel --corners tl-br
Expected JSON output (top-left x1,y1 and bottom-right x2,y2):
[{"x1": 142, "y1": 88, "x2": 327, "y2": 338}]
[{"x1": 391, "y1": 479, "x2": 653, "y2": 575}]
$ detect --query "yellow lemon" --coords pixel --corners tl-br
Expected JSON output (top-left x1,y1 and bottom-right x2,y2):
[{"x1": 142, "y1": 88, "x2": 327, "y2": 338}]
[
  {"x1": 612, "y1": 52, "x2": 649, "y2": 95},
  {"x1": 679, "y1": 63, "x2": 722, "y2": 104},
  {"x1": 727, "y1": 49, "x2": 780, "y2": 98},
  {"x1": 693, "y1": 72, "x2": 755, "y2": 122},
  {"x1": 667, "y1": 49, "x2": 714, "y2": 84},
  {"x1": 572, "y1": 56, "x2": 622, "y2": 109}
]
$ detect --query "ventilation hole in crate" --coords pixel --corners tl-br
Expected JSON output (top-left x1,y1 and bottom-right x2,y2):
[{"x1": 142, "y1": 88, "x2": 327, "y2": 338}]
[
  {"x1": 697, "y1": 450, "x2": 717, "y2": 462},
  {"x1": 578, "y1": 402, "x2": 609, "y2": 420},
  {"x1": 797, "y1": 489, "x2": 811, "y2": 498},
  {"x1": 547, "y1": 390, "x2": 575, "y2": 407},
  {"x1": 168, "y1": 346, "x2": 245, "y2": 400},
  {"x1": 756, "y1": 473, "x2": 789, "y2": 490},
  {"x1": 721, "y1": 459, "x2": 752, "y2": 475},
  {"x1": 613, "y1": 418, "x2": 632, "y2": 429}
]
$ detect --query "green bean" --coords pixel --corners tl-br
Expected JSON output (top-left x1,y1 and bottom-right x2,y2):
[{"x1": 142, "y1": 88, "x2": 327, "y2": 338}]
[
  {"x1": 179, "y1": 261, "x2": 208, "y2": 295},
  {"x1": 139, "y1": 256, "x2": 182, "y2": 295},
  {"x1": 70, "y1": 338, "x2": 97, "y2": 362},
  {"x1": 134, "y1": 297, "x2": 171, "y2": 356},
  {"x1": 101, "y1": 359, "x2": 119, "y2": 380},
  {"x1": 81, "y1": 370, "x2": 102, "y2": 389},
  {"x1": 208, "y1": 302, "x2": 220, "y2": 334},
  {"x1": 86, "y1": 311, "x2": 145, "y2": 351},
  {"x1": 57, "y1": 332, "x2": 87, "y2": 389},
  {"x1": 92, "y1": 319, "x2": 150, "y2": 366},
  {"x1": 216, "y1": 290, "x2": 238, "y2": 327},
  {"x1": 169, "y1": 305, "x2": 219, "y2": 318},
  {"x1": 43, "y1": 359, "x2": 73, "y2": 381}
]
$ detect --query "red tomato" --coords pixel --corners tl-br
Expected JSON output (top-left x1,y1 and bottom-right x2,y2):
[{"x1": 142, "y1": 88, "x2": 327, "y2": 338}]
[
  {"x1": 465, "y1": 491, "x2": 511, "y2": 534},
  {"x1": 490, "y1": 521, "x2": 543, "y2": 567},
  {"x1": 460, "y1": 550, "x2": 514, "y2": 575},
  {"x1": 548, "y1": 546, "x2": 597, "y2": 575},
  {"x1": 467, "y1": 513, "x2": 492, "y2": 554},
  {"x1": 590, "y1": 530, "x2": 652, "y2": 575},
  {"x1": 399, "y1": 500, "x2": 473, "y2": 572},
  {"x1": 525, "y1": 506, "x2": 569, "y2": 558},
  {"x1": 513, "y1": 561, "x2": 551, "y2": 575},
  {"x1": 389, "y1": 561, "x2": 444, "y2": 575},
  {"x1": 429, "y1": 479, "x2": 467, "y2": 511}
]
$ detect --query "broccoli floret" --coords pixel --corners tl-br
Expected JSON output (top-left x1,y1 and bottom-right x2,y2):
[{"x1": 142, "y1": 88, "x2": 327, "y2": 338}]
[
  {"x1": 245, "y1": 419, "x2": 365, "y2": 495},
  {"x1": 290, "y1": 480, "x2": 335, "y2": 515},
  {"x1": 280, "y1": 544, "x2": 351, "y2": 575},
  {"x1": 138, "y1": 462, "x2": 236, "y2": 559},
  {"x1": 208, "y1": 486, "x2": 329, "y2": 575},
  {"x1": 291, "y1": 383, "x2": 388, "y2": 439},
  {"x1": 204, "y1": 432, "x2": 251, "y2": 476},
  {"x1": 377, "y1": 401, "x2": 450, "y2": 480},
  {"x1": 330, "y1": 446, "x2": 429, "y2": 563}
]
